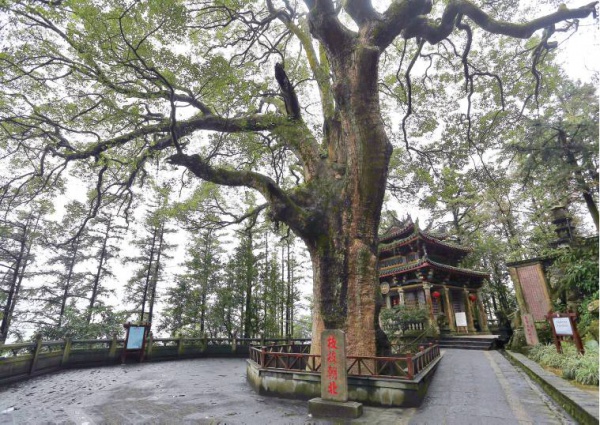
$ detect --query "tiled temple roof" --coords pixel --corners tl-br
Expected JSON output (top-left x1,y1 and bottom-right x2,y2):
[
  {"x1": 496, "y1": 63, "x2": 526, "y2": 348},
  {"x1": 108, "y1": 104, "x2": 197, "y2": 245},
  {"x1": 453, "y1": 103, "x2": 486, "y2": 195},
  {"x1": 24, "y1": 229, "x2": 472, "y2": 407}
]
[
  {"x1": 379, "y1": 257, "x2": 489, "y2": 280},
  {"x1": 378, "y1": 220, "x2": 415, "y2": 243},
  {"x1": 378, "y1": 231, "x2": 471, "y2": 255}
]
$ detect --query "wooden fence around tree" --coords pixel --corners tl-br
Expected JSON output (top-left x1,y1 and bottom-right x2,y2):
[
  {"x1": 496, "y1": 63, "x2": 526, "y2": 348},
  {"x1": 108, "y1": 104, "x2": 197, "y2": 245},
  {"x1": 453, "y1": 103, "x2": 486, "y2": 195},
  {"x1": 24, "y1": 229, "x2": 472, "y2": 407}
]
[
  {"x1": 248, "y1": 342, "x2": 441, "y2": 380},
  {"x1": 0, "y1": 335, "x2": 310, "y2": 386}
]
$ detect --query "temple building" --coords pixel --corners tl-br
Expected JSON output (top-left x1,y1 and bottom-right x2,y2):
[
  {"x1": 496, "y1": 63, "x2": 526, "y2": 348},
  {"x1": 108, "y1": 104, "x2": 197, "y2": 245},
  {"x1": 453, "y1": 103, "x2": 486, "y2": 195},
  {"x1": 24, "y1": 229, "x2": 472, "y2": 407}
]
[{"x1": 378, "y1": 218, "x2": 489, "y2": 333}]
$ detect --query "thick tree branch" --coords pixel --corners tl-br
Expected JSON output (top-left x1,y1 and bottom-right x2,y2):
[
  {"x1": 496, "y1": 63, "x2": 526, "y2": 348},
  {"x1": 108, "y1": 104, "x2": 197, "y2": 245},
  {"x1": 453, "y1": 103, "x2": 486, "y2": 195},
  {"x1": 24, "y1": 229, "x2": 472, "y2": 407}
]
[
  {"x1": 373, "y1": 0, "x2": 597, "y2": 49},
  {"x1": 274, "y1": 15, "x2": 335, "y2": 122},
  {"x1": 373, "y1": 0, "x2": 433, "y2": 48},
  {"x1": 275, "y1": 63, "x2": 301, "y2": 119},
  {"x1": 344, "y1": 0, "x2": 377, "y2": 26},
  {"x1": 404, "y1": 1, "x2": 598, "y2": 45},
  {"x1": 303, "y1": 0, "x2": 355, "y2": 58},
  {"x1": 167, "y1": 152, "x2": 314, "y2": 234},
  {"x1": 51, "y1": 113, "x2": 287, "y2": 161}
]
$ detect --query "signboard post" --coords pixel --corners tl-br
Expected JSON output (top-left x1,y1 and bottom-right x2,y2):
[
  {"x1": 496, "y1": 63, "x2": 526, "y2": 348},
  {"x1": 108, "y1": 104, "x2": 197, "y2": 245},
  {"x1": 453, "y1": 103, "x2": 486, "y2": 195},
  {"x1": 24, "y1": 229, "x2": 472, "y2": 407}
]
[
  {"x1": 308, "y1": 330, "x2": 362, "y2": 418},
  {"x1": 546, "y1": 312, "x2": 584, "y2": 355},
  {"x1": 121, "y1": 322, "x2": 151, "y2": 363}
]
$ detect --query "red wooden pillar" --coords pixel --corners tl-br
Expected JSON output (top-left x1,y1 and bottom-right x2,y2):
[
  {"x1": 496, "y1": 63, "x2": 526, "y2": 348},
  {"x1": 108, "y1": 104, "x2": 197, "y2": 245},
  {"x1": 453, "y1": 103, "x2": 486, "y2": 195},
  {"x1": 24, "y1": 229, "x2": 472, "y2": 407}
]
[
  {"x1": 423, "y1": 283, "x2": 438, "y2": 332},
  {"x1": 463, "y1": 288, "x2": 476, "y2": 332},
  {"x1": 475, "y1": 290, "x2": 489, "y2": 332},
  {"x1": 443, "y1": 285, "x2": 456, "y2": 331}
]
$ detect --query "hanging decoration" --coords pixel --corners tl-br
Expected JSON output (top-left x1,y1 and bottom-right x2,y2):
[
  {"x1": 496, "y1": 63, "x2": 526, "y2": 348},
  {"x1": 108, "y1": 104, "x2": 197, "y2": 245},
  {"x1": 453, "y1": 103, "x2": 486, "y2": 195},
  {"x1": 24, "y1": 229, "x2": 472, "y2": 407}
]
[
  {"x1": 432, "y1": 291, "x2": 441, "y2": 299},
  {"x1": 468, "y1": 294, "x2": 477, "y2": 302}
]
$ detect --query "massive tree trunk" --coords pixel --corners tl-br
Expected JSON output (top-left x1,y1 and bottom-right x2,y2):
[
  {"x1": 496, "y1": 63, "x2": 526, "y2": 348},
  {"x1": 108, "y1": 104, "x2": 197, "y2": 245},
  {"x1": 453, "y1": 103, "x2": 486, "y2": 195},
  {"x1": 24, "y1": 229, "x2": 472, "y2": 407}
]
[{"x1": 300, "y1": 44, "x2": 391, "y2": 356}]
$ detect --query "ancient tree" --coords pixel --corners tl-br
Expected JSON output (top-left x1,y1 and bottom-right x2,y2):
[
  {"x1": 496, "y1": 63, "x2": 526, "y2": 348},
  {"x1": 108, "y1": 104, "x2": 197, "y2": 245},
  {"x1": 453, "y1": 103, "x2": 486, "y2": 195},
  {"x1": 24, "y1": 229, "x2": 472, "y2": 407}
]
[{"x1": 0, "y1": 0, "x2": 596, "y2": 356}]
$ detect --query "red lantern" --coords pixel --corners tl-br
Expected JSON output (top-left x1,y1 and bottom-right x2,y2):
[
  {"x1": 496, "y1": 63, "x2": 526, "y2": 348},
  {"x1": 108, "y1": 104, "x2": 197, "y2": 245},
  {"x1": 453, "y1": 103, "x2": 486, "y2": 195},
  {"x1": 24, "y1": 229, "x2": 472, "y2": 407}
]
[
  {"x1": 432, "y1": 291, "x2": 441, "y2": 299},
  {"x1": 468, "y1": 294, "x2": 477, "y2": 302}
]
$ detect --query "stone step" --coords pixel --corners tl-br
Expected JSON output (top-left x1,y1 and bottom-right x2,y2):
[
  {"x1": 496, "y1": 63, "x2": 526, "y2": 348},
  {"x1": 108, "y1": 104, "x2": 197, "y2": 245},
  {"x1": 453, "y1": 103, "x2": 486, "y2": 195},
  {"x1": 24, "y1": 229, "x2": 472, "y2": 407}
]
[
  {"x1": 439, "y1": 337, "x2": 497, "y2": 344},
  {"x1": 438, "y1": 337, "x2": 499, "y2": 350},
  {"x1": 439, "y1": 341, "x2": 493, "y2": 347},
  {"x1": 438, "y1": 343, "x2": 494, "y2": 350}
]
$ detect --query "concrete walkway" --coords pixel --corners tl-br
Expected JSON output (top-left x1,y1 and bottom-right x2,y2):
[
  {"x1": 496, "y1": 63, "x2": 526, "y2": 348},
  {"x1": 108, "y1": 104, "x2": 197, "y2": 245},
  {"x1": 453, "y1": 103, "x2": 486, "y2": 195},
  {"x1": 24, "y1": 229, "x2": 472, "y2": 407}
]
[
  {"x1": 0, "y1": 350, "x2": 579, "y2": 424},
  {"x1": 407, "y1": 350, "x2": 575, "y2": 424}
]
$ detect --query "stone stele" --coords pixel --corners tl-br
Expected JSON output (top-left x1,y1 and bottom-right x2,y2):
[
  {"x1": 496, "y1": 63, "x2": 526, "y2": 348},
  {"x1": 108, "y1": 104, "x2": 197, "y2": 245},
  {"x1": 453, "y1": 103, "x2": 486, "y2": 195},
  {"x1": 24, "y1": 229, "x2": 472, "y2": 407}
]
[{"x1": 308, "y1": 329, "x2": 362, "y2": 418}]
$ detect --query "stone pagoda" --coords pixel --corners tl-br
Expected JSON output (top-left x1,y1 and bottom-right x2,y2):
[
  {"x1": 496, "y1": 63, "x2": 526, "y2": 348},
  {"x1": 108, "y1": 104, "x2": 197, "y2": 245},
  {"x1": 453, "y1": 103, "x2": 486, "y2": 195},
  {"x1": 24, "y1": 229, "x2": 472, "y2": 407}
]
[{"x1": 378, "y1": 217, "x2": 489, "y2": 333}]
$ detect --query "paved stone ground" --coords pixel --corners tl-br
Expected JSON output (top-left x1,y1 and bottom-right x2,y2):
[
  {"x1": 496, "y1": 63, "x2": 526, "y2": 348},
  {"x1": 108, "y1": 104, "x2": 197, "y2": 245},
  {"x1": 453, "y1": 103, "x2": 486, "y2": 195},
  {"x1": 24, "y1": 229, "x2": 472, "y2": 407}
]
[
  {"x1": 0, "y1": 350, "x2": 575, "y2": 424},
  {"x1": 407, "y1": 350, "x2": 575, "y2": 425}
]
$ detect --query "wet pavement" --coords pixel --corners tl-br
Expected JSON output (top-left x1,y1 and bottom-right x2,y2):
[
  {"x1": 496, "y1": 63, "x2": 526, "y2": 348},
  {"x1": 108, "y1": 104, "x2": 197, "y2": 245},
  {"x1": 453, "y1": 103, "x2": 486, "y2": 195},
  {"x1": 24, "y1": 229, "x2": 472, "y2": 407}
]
[
  {"x1": 0, "y1": 350, "x2": 576, "y2": 424},
  {"x1": 408, "y1": 350, "x2": 575, "y2": 425}
]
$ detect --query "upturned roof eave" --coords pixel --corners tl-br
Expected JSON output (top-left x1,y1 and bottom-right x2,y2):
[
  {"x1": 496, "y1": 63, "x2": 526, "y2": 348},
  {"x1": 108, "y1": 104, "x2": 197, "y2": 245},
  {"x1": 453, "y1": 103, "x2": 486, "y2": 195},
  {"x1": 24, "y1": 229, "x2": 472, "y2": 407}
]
[
  {"x1": 379, "y1": 258, "x2": 489, "y2": 280},
  {"x1": 378, "y1": 230, "x2": 472, "y2": 255}
]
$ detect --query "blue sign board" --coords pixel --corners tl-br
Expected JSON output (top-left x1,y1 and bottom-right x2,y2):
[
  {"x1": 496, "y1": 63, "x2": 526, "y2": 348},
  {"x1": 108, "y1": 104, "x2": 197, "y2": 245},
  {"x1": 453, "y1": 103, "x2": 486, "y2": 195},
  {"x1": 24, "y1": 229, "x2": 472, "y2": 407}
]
[{"x1": 126, "y1": 326, "x2": 146, "y2": 350}]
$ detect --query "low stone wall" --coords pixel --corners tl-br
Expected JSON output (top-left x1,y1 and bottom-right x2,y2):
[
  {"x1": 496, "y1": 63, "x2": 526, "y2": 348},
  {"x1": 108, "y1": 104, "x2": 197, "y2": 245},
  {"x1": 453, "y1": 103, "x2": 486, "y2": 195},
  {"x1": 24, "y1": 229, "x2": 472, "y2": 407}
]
[
  {"x1": 246, "y1": 352, "x2": 443, "y2": 407},
  {"x1": 504, "y1": 350, "x2": 599, "y2": 425},
  {"x1": 0, "y1": 336, "x2": 308, "y2": 386}
]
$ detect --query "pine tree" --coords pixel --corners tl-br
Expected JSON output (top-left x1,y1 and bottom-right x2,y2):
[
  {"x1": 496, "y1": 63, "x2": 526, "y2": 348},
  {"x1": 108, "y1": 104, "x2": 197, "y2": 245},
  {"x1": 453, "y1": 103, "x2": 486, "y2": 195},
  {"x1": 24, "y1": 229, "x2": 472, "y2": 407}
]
[
  {"x1": 22, "y1": 202, "x2": 91, "y2": 336},
  {"x1": 160, "y1": 228, "x2": 223, "y2": 336},
  {"x1": 83, "y1": 211, "x2": 125, "y2": 325},
  {"x1": 124, "y1": 187, "x2": 175, "y2": 324},
  {"x1": 0, "y1": 200, "x2": 50, "y2": 343}
]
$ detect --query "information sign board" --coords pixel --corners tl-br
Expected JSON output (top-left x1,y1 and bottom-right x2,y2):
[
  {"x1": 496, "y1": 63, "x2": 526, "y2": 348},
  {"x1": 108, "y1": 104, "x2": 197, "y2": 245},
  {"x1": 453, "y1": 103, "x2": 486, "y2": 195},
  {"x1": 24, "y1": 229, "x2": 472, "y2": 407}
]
[
  {"x1": 126, "y1": 326, "x2": 146, "y2": 349},
  {"x1": 121, "y1": 322, "x2": 151, "y2": 363},
  {"x1": 546, "y1": 312, "x2": 584, "y2": 355},
  {"x1": 455, "y1": 312, "x2": 468, "y2": 328},
  {"x1": 552, "y1": 317, "x2": 574, "y2": 336}
]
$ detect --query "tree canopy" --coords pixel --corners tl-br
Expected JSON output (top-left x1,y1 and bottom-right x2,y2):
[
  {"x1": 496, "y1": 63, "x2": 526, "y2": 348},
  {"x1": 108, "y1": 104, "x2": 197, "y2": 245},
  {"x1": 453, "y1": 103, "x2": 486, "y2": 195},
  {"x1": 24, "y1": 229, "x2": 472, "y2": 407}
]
[{"x1": 1, "y1": 0, "x2": 597, "y2": 355}]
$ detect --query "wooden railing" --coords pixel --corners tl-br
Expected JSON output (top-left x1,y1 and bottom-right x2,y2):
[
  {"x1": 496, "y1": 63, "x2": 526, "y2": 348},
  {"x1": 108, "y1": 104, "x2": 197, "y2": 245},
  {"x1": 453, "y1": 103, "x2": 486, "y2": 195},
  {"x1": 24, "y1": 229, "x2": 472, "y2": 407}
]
[
  {"x1": 0, "y1": 335, "x2": 310, "y2": 386},
  {"x1": 249, "y1": 342, "x2": 440, "y2": 380}
]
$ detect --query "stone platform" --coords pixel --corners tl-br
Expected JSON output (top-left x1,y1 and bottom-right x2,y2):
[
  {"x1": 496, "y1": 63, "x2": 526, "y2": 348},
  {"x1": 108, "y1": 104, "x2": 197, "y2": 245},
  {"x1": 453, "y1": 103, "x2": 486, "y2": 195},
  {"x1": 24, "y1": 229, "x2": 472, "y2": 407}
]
[
  {"x1": 246, "y1": 352, "x2": 443, "y2": 407},
  {"x1": 0, "y1": 350, "x2": 584, "y2": 424}
]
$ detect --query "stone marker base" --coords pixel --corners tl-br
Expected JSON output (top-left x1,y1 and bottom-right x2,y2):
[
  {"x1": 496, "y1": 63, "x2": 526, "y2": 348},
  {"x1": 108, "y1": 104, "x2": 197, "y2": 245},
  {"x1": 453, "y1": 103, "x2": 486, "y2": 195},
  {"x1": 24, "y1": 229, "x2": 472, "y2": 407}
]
[{"x1": 308, "y1": 398, "x2": 363, "y2": 418}]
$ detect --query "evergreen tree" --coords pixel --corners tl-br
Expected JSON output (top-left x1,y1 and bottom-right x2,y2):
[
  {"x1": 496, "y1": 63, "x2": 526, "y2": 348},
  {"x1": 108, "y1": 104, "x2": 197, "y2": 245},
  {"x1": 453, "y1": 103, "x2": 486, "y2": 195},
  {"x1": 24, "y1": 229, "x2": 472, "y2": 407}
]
[
  {"x1": 506, "y1": 79, "x2": 599, "y2": 230},
  {"x1": 0, "y1": 200, "x2": 50, "y2": 343},
  {"x1": 209, "y1": 256, "x2": 245, "y2": 339},
  {"x1": 236, "y1": 228, "x2": 260, "y2": 339},
  {"x1": 160, "y1": 228, "x2": 223, "y2": 336},
  {"x1": 21, "y1": 201, "x2": 91, "y2": 336},
  {"x1": 124, "y1": 187, "x2": 175, "y2": 323},
  {"x1": 83, "y1": 211, "x2": 125, "y2": 325}
]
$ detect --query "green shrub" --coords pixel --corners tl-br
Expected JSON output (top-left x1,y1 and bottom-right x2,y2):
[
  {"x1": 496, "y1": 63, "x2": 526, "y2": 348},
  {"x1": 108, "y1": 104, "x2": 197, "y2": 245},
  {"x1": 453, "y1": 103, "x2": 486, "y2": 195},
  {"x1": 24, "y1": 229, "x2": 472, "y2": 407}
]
[
  {"x1": 539, "y1": 348, "x2": 565, "y2": 369},
  {"x1": 379, "y1": 305, "x2": 429, "y2": 335},
  {"x1": 586, "y1": 319, "x2": 599, "y2": 342},
  {"x1": 561, "y1": 355, "x2": 580, "y2": 380},
  {"x1": 528, "y1": 344, "x2": 548, "y2": 362},
  {"x1": 535, "y1": 324, "x2": 553, "y2": 345},
  {"x1": 528, "y1": 342, "x2": 599, "y2": 386},
  {"x1": 561, "y1": 342, "x2": 578, "y2": 357},
  {"x1": 575, "y1": 355, "x2": 599, "y2": 386},
  {"x1": 379, "y1": 305, "x2": 430, "y2": 354}
]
